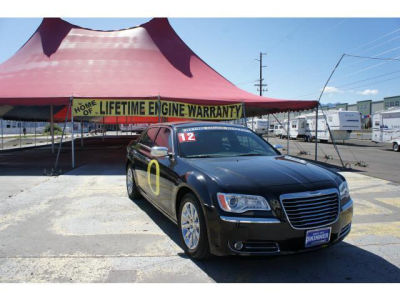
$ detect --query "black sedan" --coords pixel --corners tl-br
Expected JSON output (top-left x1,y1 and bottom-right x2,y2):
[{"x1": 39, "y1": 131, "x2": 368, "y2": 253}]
[{"x1": 125, "y1": 122, "x2": 353, "y2": 259}]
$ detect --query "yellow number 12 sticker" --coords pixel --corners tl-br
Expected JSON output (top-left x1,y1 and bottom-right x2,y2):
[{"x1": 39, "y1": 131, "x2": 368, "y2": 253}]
[{"x1": 147, "y1": 159, "x2": 160, "y2": 196}]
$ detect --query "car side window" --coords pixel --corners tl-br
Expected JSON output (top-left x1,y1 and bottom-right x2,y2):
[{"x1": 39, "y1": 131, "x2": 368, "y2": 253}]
[
  {"x1": 154, "y1": 127, "x2": 173, "y2": 152},
  {"x1": 140, "y1": 127, "x2": 159, "y2": 148}
]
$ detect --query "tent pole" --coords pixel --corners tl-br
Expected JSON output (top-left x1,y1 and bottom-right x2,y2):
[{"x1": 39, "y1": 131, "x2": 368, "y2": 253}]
[
  {"x1": 158, "y1": 96, "x2": 161, "y2": 123},
  {"x1": 80, "y1": 120, "x2": 84, "y2": 147},
  {"x1": 314, "y1": 105, "x2": 318, "y2": 161},
  {"x1": 50, "y1": 104, "x2": 55, "y2": 154},
  {"x1": 71, "y1": 97, "x2": 75, "y2": 169},
  {"x1": 287, "y1": 111, "x2": 290, "y2": 155},
  {"x1": 54, "y1": 98, "x2": 72, "y2": 172},
  {"x1": 242, "y1": 103, "x2": 247, "y2": 127},
  {"x1": 19, "y1": 120, "x2": 22, "y2": 148},
  {"x1": 116, "y1": 117, "x2": 118, "y2": 136},
  {"x1": 0, "y1": 119, "x2": 3, "y2": 150},
  {"x1": 102, "y1": 117, "x2": 105, "y2": 141},
  {"x1": 34, "y1": 121, "x2": 36, "y2": 147},
  {"x1": 267, "y1": 114, "x2": 270, "y2": 142},
  {"x1": 1, "y1": 118, "x2": 3, "y2": 150}
]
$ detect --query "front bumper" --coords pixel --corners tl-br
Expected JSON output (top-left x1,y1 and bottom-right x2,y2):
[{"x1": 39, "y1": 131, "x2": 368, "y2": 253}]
[{"x1": 205, "y1": 199, "x2": 353, "y2": 256}]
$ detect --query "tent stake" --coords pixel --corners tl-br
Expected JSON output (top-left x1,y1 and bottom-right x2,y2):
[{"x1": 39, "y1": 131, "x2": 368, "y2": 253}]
[{"x1": 50, "y1": 104, "x2": 55, "y2": 154}]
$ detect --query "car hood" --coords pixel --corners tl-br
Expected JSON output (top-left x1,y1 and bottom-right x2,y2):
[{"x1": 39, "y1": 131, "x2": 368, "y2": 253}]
[{"x1": 183, "y1": 155, "x2": 338, "y2": 192}]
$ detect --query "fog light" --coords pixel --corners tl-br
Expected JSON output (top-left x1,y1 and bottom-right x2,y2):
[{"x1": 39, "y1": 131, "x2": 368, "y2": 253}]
[{"x1": 233, "y1": 241, "x2": 244, "y2": 250}]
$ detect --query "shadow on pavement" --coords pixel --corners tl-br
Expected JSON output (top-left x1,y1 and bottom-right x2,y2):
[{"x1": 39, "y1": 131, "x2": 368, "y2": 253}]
[
  {"x1": 133, "y1": 196, "x2": 400, "y2": 283},
  {"x1": 0, "y1": 136, "x2": 135, "y2": 176}
]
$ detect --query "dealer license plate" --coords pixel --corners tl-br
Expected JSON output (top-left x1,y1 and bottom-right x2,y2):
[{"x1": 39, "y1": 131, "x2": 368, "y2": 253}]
[{"x1": 305, "y1": 227, "x2": 331, "y2": 248}]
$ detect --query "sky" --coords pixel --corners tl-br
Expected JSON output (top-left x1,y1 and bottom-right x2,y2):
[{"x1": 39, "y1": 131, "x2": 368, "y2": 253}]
[{"x1": 0, "y1": 17, "x2": 399, "y2": 105}]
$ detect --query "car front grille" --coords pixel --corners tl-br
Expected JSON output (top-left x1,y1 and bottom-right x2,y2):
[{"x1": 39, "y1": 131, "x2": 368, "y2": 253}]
[{"x1": 280, "y1": 188, "x2": 340, "y2": 230}]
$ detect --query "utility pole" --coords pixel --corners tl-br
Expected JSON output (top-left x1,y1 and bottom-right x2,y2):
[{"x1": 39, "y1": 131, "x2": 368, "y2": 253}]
[{"x1": 254, "y1": 52, "x2": 268, "y2": 96}]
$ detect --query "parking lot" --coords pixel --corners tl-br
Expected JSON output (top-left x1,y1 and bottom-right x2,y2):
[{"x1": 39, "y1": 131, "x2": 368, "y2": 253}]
[
  {"x1": 267, "y1": 136, "x2": 400, "y2": 183},
  {"x1": 0, "y1": 136, "x2": 399, "y2": 282}
]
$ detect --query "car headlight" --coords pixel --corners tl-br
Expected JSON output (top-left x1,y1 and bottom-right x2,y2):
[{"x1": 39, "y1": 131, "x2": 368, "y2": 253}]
[
  {"x1": 217, "y1": 193, "x2": 271, "y2": 213},
  {"x1": 339, "y1": 181, "x2": 350, "y2": 203}
]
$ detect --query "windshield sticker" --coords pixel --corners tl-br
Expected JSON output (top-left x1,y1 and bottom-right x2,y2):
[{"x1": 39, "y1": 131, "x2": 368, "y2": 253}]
[
  {"x1": 180, "y1": 126, "x2": 250, "y2": 133},
  {"x1": 178, "y1": 132, "x2": 196, "y2": 143}
]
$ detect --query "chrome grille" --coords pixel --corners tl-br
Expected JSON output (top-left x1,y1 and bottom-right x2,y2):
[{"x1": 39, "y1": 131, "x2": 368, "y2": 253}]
[{"x1": 280, "y1": 188, "x2": 340, "y2": 230}]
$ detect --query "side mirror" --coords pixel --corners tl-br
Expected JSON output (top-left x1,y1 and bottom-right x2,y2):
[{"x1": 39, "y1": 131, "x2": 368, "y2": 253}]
[{"x1": 150, "y1": 146, "x2": 169, "y2": 158}]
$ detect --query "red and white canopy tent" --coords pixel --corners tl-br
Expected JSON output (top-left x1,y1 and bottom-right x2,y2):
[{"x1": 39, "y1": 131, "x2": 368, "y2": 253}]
[
  {"x1": 0, "y1": 18, "x2": 317, "y2": 123},
  {"x1": 0, "y1": 18, "x2": 318, "y2": 168}
]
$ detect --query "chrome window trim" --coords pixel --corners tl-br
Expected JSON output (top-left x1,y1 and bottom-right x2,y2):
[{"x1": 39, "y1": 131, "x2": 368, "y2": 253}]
[
  {"x1": 220, "y1": 216, "x2": 281, "y2": 224},
  {"x1": 279, "y1": 188, "x2": 340, "y2": 230},
  {"x1": 341, "y1": 199, "x2": 353, "y2": 212}
]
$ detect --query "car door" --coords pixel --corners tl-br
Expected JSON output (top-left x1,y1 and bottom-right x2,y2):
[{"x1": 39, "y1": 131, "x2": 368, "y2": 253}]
[
  {"x1": 151, "y1": 126, "x2": 177, "y2": 214},
  {"x1": 133, "y1": 127, "x2": 160, "y2": 196}
]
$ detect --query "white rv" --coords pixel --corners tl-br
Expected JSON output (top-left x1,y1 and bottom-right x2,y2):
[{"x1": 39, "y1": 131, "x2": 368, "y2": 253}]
[
  {"x1": 303, "y1": 110, "x2": 362, "y2": 142},
  {"x1": 273, "y1": 120, "x2": 287, "y2": 138},
  {"x1": 247, "y1": 118, "x2": 269, "y2": 135},
  {"x1": 372, "y1": 107, "x2": 400, "y2": 144},
  {"x1": 289, "y1": 117, "x2": 307, "y2": 139}
]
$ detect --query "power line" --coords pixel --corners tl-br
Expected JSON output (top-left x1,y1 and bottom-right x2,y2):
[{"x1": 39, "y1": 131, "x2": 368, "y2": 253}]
[
  {"x1": 339, "y1": 43, "x2": 400, "y2": 70},
  {"x1": 345, "y1": 53, "x2": 400, "y2": 62},
  {"x1": 293, "y1": 54, "x2": 400, "y2": 99},
  {"x1": 347, "y1": 26, "x2": 400, "y2": 53},
  {"x1": 333, "y1": 69, "x2": 400, "y2": 89}
]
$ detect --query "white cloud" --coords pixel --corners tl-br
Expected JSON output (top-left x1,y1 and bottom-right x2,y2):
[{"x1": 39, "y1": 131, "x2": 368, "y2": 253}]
[
  {"x1": 322, "y1": 86, "x2": 342, "y2": 94},
  {"x1": 357, "y1": 89, "x2": 379, "y2": 96}
]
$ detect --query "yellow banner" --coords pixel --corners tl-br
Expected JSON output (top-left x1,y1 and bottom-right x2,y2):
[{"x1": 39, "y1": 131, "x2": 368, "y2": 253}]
[{"x1": 72, "y1": 99, "x2": 243, "y2": 120}]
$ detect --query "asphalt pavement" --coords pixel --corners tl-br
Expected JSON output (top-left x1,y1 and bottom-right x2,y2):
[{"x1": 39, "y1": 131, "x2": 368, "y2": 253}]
[{"x1": 266, "y1": 136, "x2": 400, "y2": 183}]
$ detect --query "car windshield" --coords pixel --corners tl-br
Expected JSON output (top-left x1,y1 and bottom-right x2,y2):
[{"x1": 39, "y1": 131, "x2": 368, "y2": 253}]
[{"x1": 177, "y1": 125, "x2": 278, "y2": 158}]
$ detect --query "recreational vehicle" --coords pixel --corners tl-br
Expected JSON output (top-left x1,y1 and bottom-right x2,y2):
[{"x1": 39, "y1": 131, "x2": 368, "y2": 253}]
[
  {"x1": 303, "y1": 110, "x2": 362, "y2": 142},
  {"x1": 247, "y1": 118, "x2": 269, "y2": 135},
  {"x1": 273, "y1": 120, "x2": 286, "y2": 138},
  {"x1": 289, "y1": 117, "x2": 307, "y2": 139},
  {"x1": 372, "y1": 107, "x2": 400, "y2": 145}
]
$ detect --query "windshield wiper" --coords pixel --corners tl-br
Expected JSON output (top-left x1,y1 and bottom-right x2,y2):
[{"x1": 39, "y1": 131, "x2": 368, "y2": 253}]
[
  {"x1": 237, "y1": 153, "x2": 264, "y2": 156},
  {"x1": 184, "y1": 154, "x2": 218, "y2": 158}
]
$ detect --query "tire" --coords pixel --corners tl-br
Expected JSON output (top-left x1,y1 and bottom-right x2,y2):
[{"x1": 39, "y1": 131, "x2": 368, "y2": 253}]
[
  {"x1": 126, "y1": 163, "x2": 142, "y2": 200},
  {"x1": 393, "y1": 143, "x2": 400, "y2": 152},
  {"x1": 178, "y1": 193, "x2": 210, "y2": 260}
]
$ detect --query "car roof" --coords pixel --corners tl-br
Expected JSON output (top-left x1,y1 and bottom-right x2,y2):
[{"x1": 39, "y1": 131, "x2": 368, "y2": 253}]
[{"x1": 150, "y1": 121, "x2": 246, "y2": 129}]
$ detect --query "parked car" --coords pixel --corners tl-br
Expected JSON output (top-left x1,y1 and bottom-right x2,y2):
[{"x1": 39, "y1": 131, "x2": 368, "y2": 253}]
[
  {"x1": 392, "y1": 138, "x2": 400, "y2": 152},
  {"x1": 125, "y1": 122, "x2": 353, "y2": 259}
]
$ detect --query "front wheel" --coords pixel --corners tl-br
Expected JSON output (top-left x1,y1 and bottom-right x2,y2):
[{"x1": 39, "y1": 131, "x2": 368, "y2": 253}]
[
  {"x1": 393, "y1": 142, "x2": 399, "y2": 152},
  {"x1": 178, "y1": 193, "x2": 210, "y2": 260}
]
